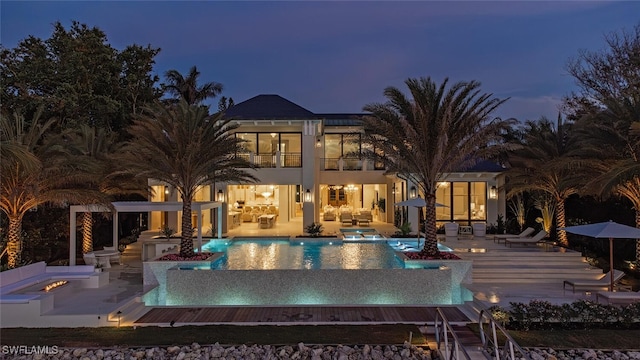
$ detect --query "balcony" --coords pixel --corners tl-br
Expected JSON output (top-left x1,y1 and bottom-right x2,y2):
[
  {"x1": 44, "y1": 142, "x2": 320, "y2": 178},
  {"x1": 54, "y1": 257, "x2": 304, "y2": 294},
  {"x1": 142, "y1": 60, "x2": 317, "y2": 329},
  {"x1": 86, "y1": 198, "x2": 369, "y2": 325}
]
[
  {"x1": 236, "y1": 152, "x2": 302, "y2": 168},
  {"x1": 321, "y1": 158, "x2": 385, "y2": 171}
]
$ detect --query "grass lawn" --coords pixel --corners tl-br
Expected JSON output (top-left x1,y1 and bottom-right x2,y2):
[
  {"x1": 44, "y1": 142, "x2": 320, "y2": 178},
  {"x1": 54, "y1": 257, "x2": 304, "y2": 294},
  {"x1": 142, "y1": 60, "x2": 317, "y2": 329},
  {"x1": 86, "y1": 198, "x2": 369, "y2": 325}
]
[
  {"x1": 468, "y1": 324, "x2": 640, "y2": 350},
  {"x1": 0, "y1": 325, "x2": 427, "y2": 348}
]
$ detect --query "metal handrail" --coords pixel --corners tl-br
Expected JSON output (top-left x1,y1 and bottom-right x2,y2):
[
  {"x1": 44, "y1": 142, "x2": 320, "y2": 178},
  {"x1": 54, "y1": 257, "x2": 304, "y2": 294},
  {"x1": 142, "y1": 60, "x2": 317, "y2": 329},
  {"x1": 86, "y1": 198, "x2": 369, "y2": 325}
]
[
  {"x1": 478, "y1": 309, "x2": 531, "y2": 360},
  {"x1": 434, "y1": 307, "x2": 472, "y2": 360}
]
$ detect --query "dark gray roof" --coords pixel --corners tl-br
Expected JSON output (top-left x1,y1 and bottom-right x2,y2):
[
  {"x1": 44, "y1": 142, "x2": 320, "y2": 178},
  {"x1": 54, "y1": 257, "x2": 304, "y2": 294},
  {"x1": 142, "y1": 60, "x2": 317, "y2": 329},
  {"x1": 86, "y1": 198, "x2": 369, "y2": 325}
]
[
  {"x1": 462, "y1": 160, "x2": 506, "y2": 173},
  {"x1": 224, "y1": 94, "x2": 318, "y2": 120},
  {"x1": 316, "y1": 113, "x2": 366, "y2": 127}
]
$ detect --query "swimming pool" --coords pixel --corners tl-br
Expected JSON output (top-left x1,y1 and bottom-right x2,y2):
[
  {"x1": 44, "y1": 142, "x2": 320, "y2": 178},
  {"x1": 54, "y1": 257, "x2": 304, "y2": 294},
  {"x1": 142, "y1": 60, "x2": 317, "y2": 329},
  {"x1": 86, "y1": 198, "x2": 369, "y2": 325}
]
[
  {"x1": 200, "y1": 240, "x2": 403, "y2": 270},
  {"x1": 143, "y1": 238, "x2": 472, "y2": 306}
]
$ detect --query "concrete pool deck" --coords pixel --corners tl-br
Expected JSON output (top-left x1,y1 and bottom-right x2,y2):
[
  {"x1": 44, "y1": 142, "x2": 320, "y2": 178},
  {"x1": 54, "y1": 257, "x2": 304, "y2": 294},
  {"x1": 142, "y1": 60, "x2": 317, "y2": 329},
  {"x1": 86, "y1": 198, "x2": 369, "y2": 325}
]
[{"x1": 0, "y1": 223, "x2": 623, "y2": 327}]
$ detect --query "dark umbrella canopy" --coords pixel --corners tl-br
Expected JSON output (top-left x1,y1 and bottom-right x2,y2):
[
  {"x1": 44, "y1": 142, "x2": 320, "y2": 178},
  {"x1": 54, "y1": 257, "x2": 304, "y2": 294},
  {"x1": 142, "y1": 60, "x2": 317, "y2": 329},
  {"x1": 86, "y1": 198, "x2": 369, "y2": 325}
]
[
  {"x1": 560, "y1": 221, "x2": 640, "y2": 291},
  {"x1": 394, "y1": 196, "x2": 447, "y2": 208}
]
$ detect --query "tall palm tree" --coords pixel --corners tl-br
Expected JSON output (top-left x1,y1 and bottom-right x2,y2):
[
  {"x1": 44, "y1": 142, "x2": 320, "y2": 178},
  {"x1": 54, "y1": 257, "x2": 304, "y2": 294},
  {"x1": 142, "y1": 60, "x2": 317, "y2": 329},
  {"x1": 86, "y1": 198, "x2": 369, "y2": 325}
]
[
  {"x1": 575, "y1": 99, "x2": 640, "y2": 262},
  {"x1": 506, "y1": 117, "x2": 582, "y2": 246},
  {"x1": 67, "y1": 124, "x2": 148, "y2": 254},
  {"x1": 0, "y1": 108, "x2": 99, "y2": 268},
  {"x1": 118, "y1": 100, "x2": 256, "y2": 257},
  {"x1": 163, "y1": 66, "x2": 223, "y2": 106},
  {"x1": 361, "y1": 77, "x2": 514, "y2": 255}
]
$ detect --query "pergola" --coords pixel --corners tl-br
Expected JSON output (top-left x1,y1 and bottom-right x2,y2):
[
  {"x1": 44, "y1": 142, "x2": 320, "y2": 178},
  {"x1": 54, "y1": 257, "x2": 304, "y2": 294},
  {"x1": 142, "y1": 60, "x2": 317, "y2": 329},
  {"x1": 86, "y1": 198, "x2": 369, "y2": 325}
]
[{"x1": 69, "y1": 201, "x2": 223, "y2": 265}]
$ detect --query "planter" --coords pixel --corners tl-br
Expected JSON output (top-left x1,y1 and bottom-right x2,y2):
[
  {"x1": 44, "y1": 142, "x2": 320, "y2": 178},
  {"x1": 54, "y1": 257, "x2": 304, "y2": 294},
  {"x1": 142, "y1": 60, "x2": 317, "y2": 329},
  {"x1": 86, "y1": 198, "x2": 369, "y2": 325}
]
[{"x1": 142, "y1": 253, "x2": 222, "y2": 306}]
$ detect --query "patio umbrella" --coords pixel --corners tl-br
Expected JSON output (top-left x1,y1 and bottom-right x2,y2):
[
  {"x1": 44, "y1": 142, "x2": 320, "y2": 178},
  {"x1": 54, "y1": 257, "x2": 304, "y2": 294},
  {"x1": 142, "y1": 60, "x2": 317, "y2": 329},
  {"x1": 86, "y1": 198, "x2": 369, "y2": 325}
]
[
  {"x1": 560, "y1": 221, "x2": 640, "y2": 291},
  {"x1": 394, "y1": 196, "x2": 447, "y2": 208},
  {"x1": 395, "y1": 197, "x2": 447, "y2": 247}
]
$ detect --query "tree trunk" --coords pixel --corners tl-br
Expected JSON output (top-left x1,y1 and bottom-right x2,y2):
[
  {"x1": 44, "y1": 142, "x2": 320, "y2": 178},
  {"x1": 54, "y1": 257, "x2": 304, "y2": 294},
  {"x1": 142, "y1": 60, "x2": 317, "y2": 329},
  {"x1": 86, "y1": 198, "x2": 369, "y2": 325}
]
[
  {"x1": 556, "y1": 199, "x2": 568, "y2": 247},
  {"x1": 636, "y1": 208, "x2": 640, "y2": 265},
  {"x1": 422, "y1": 193, "x2": 438, "y2": 255},
  {"x1": 180, "y1": 199, "x2": 194, "y2": 257},
  {"x1": 82, "y1": 212, "x2": 94, "y2": 254},
  {"x1": 6, "y1": 215, "x2": 23, "y2": 269}
]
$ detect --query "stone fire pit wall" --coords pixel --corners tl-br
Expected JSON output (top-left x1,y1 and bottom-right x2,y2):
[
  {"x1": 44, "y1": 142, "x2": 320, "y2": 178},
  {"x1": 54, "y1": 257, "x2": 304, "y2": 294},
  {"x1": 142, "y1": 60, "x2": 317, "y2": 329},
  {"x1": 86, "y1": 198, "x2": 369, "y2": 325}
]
[{"x1": 165, "y1": 267, "x2": 453, "y2": 306}]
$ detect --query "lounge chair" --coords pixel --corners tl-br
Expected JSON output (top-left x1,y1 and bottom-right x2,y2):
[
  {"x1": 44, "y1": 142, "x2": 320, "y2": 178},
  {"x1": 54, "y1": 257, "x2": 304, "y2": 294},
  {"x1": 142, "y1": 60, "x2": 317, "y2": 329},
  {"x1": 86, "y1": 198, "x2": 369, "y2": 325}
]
[
  {"x1": 563, "y1": 269, "x2": 626, "y2": 293},
  {"x1": 596, "y1": 290, "x2": 640, "y2": 305},
  {"x1": 494, "y1": 227, "x2": 534, "y2": 243},
  {"x1": 357, "y1": 216, "x2": 371, "y2": 226},
  {"x1": 504, "y1": 230, "x2": 548, "y2": 247},
  {"x1": 340, "y1": 212, "x2": 353, "y2": 226}
]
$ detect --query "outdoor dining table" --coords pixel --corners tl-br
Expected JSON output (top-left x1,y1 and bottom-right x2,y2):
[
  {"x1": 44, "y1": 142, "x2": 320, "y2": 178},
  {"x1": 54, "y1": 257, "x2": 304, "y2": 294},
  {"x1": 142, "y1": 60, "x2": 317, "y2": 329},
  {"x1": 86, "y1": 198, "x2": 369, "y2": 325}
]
[{"x1": 91, "y1": 249, "x2": 119, "y2": 268}]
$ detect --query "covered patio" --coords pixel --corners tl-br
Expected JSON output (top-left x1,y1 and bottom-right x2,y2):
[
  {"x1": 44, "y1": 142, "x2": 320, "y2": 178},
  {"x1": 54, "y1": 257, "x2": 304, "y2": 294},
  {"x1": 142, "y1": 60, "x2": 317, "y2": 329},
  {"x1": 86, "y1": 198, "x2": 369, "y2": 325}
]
[{"x1": 69, "y1": 201, "x2": 223, "y2": 265}]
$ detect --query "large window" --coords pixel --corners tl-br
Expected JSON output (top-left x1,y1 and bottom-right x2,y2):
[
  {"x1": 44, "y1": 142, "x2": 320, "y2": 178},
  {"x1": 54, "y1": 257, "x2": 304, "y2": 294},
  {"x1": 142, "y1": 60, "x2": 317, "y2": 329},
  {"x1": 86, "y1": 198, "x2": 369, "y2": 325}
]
[
  {"x1": 235, "y1": 132, "x2": 302, "y2": 167},
  {"x1": 323, "y1": 133, "x2": 361, "y2": 170},
  {"x1": 435, "y1": 182, "x2": 487, "y2": 224}
]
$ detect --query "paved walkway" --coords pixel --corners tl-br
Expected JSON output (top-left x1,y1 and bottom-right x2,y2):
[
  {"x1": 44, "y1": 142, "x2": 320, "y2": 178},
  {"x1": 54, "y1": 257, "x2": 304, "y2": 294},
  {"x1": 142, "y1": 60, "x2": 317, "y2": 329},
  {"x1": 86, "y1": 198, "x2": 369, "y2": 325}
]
[{"x1": 135, "y1": 306, "x2": 468, "y2": 325}]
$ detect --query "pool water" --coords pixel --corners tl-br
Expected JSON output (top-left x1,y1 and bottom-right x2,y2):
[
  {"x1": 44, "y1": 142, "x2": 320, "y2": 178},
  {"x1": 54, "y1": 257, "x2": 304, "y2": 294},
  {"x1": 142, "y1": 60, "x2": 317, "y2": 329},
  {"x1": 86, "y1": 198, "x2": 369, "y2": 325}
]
[{"x1": 200, "y1": 240, "x2": 404, "y2": 270}]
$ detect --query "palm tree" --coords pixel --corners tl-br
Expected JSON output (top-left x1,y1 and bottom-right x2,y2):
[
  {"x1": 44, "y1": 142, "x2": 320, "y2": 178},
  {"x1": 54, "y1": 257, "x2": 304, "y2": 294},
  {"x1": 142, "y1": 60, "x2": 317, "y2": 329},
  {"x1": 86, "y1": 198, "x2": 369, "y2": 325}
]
[
  {"x1": 505, "y1": 117, "x2": 582, "y2": 246},
  {"x1": 118, "y1": 100, "x2": 256, "y2": 258},
  {"x1": 67, "y1": 124, "x2": 148, "y2": 254},
  {"x1": 361, "y1": 77, "x2": 514, "y2": 255},
  {"x1": 0, "y1": 108, "x2": 99, "y2": 268},
  {"x1": 575, "y1": 99, "x2": 640, "y2": 263},
  {"x1": 163, "y1": 66, "x2": 223, "y2": 106}
]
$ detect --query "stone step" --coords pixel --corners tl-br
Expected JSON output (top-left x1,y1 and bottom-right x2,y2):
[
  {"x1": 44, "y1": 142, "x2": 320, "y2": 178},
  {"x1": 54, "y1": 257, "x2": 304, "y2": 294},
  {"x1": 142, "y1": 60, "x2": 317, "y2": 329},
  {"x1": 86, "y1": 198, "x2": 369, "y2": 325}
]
[
  {"x1": 472, "y1": 263, "x2": 591, "y2": 269},
  {"x1": 472, "y1": 268, "x2": 594, "y2": 275},
  {"x1": 470, "y1": 278, "x2": 568, "y2": 284},
  {"x1": 457, "y1": 252, "x2": 584, "y2": 258}
]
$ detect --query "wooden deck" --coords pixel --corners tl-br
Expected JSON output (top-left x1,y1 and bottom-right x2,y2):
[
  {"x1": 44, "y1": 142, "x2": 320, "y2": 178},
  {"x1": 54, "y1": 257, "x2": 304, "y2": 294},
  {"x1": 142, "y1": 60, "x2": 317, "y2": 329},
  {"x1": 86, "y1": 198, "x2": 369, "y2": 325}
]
[{"x1": 135, "y1": 306, "x2": 469, "y2": 325}]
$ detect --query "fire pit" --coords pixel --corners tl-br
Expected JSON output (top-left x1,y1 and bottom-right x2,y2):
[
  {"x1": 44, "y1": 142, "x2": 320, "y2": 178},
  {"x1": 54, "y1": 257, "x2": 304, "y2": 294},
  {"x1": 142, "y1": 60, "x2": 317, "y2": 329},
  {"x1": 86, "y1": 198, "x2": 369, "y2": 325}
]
[{"x1": 42, "y1": 280, "x2": 68, "y2": 292}]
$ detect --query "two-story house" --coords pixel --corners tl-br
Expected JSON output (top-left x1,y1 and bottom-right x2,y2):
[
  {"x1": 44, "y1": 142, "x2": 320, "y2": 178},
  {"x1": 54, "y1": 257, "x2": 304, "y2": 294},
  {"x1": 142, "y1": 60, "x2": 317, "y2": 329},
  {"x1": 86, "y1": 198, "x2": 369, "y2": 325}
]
[{"x1": 147, "y1": 94, "x2": 506, "y2": 236}]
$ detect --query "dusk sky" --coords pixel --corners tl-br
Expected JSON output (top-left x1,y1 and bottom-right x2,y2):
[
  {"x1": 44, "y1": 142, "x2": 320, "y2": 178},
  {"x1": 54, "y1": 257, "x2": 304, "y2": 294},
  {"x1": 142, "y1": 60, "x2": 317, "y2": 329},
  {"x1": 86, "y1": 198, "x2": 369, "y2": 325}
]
[{"x1": 2, "y1": 1, "x2": 639, "y2": 121}]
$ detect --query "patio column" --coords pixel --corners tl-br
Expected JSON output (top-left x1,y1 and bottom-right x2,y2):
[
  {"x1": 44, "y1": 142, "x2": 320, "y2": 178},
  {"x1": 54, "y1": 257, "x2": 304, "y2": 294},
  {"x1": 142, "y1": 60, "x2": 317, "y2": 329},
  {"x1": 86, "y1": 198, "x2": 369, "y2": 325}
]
[
  {"x1": 69, "y1": 207, "x2": 77, "y2": 265},
  {"x1": 217, "y1": 206, "x2": 222, "y2": 239},
  {"x1": 113, "y1": 210, "x2": 118, "y2": 248}
]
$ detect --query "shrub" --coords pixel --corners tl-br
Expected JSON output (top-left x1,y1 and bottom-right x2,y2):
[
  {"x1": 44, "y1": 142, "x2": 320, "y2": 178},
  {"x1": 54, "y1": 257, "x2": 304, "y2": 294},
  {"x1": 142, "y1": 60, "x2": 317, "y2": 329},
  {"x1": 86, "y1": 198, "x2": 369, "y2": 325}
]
[
  {"x1": 491, "y1": 300, "x2": 639, "y2": 330},
  {"x1": 395, "y1": 222, "x2": 412, "y2": 236},
  {"x1": 305, "y1": 222, "x2": 323, "y2": 237}
]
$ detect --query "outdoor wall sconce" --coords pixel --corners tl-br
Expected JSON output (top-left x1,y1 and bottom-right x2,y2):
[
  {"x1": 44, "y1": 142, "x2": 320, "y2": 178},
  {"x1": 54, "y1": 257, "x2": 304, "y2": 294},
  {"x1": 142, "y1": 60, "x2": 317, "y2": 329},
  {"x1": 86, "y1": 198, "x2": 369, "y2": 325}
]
[
  {"x1": 164, "y1": 186, "x2": 170, "y2": 195},
  {"x1": 489, "y1": 186, "x2": 498, "y2": 199},
  {"x1": 304, "y1": 189, "x2": 312, "y2": 202},
  {"x1": 410, "y1": 186, "x2": 417, "y2": 199},
  {"x1": 217, "y1": 189, "x2": 224, "y2": 202},
  {"x1": 316, "y1": 138, "x2": 322, "y2": 148}
]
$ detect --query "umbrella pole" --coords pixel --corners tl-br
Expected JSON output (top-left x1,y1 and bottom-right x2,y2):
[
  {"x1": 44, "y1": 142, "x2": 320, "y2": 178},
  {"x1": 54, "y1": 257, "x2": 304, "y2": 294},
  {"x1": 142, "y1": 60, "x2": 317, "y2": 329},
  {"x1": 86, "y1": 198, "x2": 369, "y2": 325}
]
[{"x1": 609, "y1": 238, "x2": 614, "y2": 292}]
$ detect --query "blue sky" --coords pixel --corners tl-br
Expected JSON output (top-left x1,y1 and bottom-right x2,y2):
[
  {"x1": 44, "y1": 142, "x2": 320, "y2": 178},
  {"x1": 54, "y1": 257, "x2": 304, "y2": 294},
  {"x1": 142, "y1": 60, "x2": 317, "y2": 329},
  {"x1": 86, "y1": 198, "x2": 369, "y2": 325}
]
[{"x1": 2, "y1": 1, "x2": 638, "y2": 121}]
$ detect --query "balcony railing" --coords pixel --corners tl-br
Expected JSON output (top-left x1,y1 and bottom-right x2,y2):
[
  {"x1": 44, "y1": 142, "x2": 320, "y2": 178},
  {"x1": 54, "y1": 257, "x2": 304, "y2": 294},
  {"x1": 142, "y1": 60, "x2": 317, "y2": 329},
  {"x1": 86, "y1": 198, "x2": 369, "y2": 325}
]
[
  {"x1": 321, "y1": 158, "x2": 384, "y2": 171},
  {"x1": 236, "y1": 152, "x2": 302, "y2": 168},
  {"x1": 234, "y1": 153, "x2": 385, "y2": 171}
]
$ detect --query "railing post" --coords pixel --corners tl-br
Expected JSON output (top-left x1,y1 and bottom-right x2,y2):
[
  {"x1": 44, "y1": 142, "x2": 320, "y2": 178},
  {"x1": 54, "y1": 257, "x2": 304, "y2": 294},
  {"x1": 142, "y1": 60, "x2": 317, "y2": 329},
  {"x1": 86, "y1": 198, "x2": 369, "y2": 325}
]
[
  {"x1": 276, "y1": 151, "x2": 281, "y2": 168},
  {"x1": 492, "y1": 320, "x2": 500, "y2": 360}
]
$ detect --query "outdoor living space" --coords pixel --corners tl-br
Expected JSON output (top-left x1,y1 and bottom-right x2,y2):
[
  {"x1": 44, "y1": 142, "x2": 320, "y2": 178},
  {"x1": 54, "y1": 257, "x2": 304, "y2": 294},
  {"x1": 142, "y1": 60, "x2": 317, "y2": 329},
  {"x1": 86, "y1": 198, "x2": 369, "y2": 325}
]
[{"x1": 2, "y1": 223, "x2": 632, "y2": 329}]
